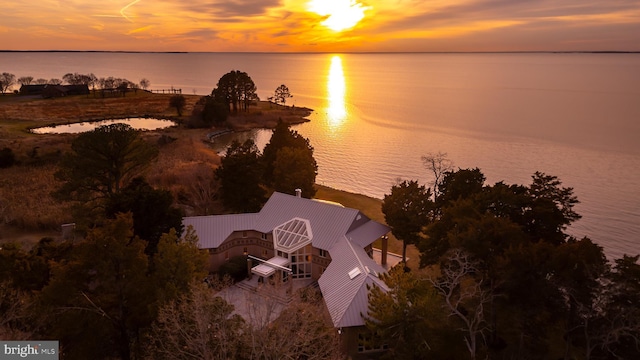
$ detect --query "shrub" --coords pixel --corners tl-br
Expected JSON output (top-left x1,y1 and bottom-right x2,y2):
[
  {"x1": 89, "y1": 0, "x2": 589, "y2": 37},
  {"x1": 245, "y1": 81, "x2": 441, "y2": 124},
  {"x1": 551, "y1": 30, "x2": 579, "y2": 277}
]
[
  {"x1": 217, "y1": 255, "x2": 248, "y2": 282},
  {"x1": 0, "y1": 147, "x2": 16, "y2": 168},
  {"x1": 169, "y1": 94, "x2": 186, "y2": 116}
]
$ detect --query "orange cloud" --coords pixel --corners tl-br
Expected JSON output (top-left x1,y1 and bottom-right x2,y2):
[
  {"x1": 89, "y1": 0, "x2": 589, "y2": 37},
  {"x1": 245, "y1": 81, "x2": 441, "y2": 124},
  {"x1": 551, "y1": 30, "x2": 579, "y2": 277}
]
[{"x1": 0, "y1": 0, "x2": 638, "y2": 51}]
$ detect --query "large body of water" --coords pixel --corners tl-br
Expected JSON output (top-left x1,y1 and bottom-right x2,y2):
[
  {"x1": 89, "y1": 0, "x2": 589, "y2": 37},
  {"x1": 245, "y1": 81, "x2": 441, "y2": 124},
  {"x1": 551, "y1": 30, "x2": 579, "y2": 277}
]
[{"x1": 2, "y1": 52, "x2": 639, "y2": 259}]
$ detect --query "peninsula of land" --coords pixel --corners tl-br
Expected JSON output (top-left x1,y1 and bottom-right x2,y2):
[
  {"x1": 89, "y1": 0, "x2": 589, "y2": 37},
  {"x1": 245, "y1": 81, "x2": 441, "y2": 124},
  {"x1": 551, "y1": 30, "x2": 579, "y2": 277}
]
[{"x1": 0, "y1": 92, "x2": 312, "y2": 233}]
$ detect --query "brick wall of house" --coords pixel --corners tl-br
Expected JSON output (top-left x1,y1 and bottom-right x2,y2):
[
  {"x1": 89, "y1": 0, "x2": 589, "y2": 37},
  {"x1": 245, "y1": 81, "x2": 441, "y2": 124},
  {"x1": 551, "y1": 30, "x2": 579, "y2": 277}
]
[{"x1": 205, "y1": 231, "x2": 274, "y2": 272}]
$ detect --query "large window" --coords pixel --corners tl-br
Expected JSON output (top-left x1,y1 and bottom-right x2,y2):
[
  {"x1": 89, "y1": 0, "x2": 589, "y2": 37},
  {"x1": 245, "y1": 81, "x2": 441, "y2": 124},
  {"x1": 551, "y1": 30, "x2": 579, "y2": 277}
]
[
  {"x1": 273, "y1": 218, "x2": 313, "y2": 280},
  {"x1": 290, "y1": 245, "x2": 312, "y2": 279},
  {"x1": 357, "y1": 330, "x2": 388, "y2": 353}
]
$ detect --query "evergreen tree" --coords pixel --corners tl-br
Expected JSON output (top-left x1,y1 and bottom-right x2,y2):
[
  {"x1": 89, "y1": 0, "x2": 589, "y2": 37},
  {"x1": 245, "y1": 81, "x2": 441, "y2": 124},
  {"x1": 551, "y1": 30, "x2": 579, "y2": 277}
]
[
  {"x1": 39, "y1": 214, "x2": 207, "y2": 360},
  {"x1": 272, "y1": 146, "x2": 317, "y2": 198},
  {"x1": 366, "y1": 266, "x2": 455, "y2": 359},
  {"x1": 106, "y1": 177, "x2": 184, "y2": 255},
  {"x1": 215, "y1": 139, "x2": 266, "y2": 212},
  {"x1": 382, "y1": 180, "x2": 434, "y2": 264},
  {"x1": 40, "y1": 214, "x2": 152, "y2": 360},
  {"x1": 262, "y1": 119, "x2": 317, "y2": 197},
  {"x1": 273, "y1": 84, "x2": 292, "y2": 105},
  {"x1": 55, "y1": 123, "x2": 158, "y2": 201},
  {"x1": 211, "y1": 70, "x2": 257, "y2": 113}
]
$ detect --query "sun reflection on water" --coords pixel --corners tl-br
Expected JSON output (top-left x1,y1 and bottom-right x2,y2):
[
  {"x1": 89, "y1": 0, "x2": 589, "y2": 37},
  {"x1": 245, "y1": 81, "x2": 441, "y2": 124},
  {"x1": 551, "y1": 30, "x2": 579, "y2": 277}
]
[{"x1": 327, "y1": 55, "x2": 347, "y2": 130}]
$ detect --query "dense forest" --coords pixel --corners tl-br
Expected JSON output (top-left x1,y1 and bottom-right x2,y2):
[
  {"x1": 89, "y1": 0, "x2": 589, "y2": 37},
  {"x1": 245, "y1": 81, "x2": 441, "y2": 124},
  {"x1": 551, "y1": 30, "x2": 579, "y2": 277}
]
[{"x1": 369, "y1": 158, "x2": 640, "y2": 359}]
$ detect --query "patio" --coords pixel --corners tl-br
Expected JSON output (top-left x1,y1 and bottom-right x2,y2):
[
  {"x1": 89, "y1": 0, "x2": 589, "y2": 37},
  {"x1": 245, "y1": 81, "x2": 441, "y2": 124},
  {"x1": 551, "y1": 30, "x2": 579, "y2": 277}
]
[{"x1": 216, "y1": 277, "x2": 316, "y2": 327}]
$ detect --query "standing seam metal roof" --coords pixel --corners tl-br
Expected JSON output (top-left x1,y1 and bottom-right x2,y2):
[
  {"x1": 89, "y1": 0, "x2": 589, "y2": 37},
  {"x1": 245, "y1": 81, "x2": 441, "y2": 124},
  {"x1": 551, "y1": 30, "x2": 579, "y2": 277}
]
[
  {"x1": 182, "y1": 192, "x2": 391, "y2": 329},
  {"x1": 183, "y1": 213, "x2": 260, "y2": 249},
  {"x1": 318, "y1": 237, "x2": 389, "y2": 328},
  {"x1": 255, "y1": 192, "x2": 363, "y2": 251}
]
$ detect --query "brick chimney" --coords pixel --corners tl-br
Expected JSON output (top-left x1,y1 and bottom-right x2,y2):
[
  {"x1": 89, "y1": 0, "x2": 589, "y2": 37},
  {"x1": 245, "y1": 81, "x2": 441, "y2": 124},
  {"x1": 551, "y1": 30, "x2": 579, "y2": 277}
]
[{"x1": 381, "y1": 235, "x2": 388, "y2": 267}]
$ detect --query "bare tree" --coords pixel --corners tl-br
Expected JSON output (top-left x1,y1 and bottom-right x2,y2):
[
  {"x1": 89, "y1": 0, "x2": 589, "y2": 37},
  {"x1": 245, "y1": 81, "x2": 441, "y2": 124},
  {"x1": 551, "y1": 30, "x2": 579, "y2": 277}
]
[
  {"x1": 62, "y1": 72, "x2": 94, "y2": 85},
  {"x1": 17, "y1": 76, "x2": 34, "y2": 85},
  {"x1": 240, "y1": 281, "x2": 289, "y2": 332},
  {"x1": 428, "y1": 249, "x2": 493, "y2": 360},
  {"x1": 0, "y1": 282, "x2": 37, "y2": 340},
  {"x1": 565, "y1": 255, "x2": 640, "y2": 360},
  {"x1": 185, "y1": 165, "x2": 219, "y2": 215},
  {"x1": 245, "y1": 287, "x2": 342, "y2": 360},
  {"x1": 48, "y1": 78, "x2": 62, "y2": 85},
  {"x1": 88, "y1": 73, "x2": 98, "y2": 91},
  {"x1": 0, "y1": 72, "x2": 16, "y2": 93},
  {"x1": 421, "y1": 151, "x2": 453, "y2": 201},
  {"x1": 140, "y1": 78, "x2": 150, "y2": 91},
  {"x1": 145, "y1": 281, "x2": 245, "y2": 360},
  {"x1": 34, "y1": 78, "x2": 48, "y2": 84}
]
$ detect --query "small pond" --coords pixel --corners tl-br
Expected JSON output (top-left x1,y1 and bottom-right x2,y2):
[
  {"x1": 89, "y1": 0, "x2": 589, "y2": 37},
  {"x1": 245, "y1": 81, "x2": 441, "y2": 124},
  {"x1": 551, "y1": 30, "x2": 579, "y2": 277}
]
[{"x1": 31, "y1": 118, "x2": 177, "y2": 134}]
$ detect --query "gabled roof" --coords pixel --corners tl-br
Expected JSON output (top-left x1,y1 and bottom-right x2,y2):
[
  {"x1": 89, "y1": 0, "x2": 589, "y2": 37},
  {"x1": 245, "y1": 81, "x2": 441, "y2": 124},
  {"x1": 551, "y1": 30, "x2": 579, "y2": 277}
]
[
  {"x1": 254, "y1": 192, "x2": 368, "y2": 251},
  {"x1": 183, "y1": 213, "x2": 260, "y2": 249},
  {"x1": 318, "y1": 237, "x2": 388, "y2": 328},
  {"x1": 185, "y1": 192, "x2": 388, "y2": 251},
  {"x1": 19, "y1": 84, "x2": 47, "y2": 94},
  {"x1": 346, "y1": 218, "x2": 391, "y2": 248}
]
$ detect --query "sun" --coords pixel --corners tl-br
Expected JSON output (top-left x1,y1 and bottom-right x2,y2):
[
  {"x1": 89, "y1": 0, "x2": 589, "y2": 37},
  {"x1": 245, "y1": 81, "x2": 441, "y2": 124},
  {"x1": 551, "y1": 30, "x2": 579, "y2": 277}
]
[{"x1": 308, "y1": 0, "x2": 369, "y2": 32}]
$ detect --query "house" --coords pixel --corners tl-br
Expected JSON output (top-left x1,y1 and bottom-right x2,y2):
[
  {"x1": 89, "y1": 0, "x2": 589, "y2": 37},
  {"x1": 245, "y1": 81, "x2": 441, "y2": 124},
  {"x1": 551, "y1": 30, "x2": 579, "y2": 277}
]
[
  {"x1": 19, "y1": 84, "x2": 47, "y2": 95},
  {"x1": 63, "y1": 84, "x2": 90, "y2": 95},
  {"x1": 183, "y1": 190, "x2": 396, "y2": 358},
  {"x1": 42, "y1": 84, "x2": 90, "y2": 98},
  {"x1": 42, "y1": 85, "x2": 69, "y2": 98}
]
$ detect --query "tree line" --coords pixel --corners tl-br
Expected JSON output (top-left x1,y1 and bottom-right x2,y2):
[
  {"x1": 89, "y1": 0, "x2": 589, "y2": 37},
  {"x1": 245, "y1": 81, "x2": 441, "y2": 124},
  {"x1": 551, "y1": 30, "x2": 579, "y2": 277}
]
[
  {"x1": 0, "y1": 71, "x2": 152, "y2": 94},
  {"x1": 370, "y1": 153, "x2": 640, "y2": 359}
]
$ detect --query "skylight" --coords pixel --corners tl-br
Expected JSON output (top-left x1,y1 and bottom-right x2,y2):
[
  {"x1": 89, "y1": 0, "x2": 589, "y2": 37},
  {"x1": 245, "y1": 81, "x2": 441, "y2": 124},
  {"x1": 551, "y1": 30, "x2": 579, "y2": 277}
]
[
  {"x1": 348, "y1": 267, "x2": 361, "y2": 279},
  {"x1": 273, "y1": 217, "x2": 313, "y2": 253}
]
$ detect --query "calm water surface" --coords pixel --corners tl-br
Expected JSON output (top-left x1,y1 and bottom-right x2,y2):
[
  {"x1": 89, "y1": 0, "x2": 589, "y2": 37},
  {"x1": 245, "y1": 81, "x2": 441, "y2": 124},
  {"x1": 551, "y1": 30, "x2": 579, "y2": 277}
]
[
  {"x1": 2, "y1": 52, "x2": 639, "y2": 259},
  {"x1": 31, "y1": 118, "x2": 177, "y2": 134}
]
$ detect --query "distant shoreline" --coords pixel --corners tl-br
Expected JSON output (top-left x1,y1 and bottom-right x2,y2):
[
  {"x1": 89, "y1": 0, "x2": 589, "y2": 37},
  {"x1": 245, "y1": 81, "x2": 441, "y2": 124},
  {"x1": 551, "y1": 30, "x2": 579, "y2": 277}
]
[
  {"x1": 1, "y1": 50, "x2": 639, "y2": 54},
  {"x1": 0, "y1": 50, "x2": 188, "y2": 54}
]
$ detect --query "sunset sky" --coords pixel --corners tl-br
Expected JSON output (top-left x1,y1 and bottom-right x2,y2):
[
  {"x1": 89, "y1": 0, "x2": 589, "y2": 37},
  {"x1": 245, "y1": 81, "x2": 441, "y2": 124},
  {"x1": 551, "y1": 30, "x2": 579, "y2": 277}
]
[{"x1": 2, "y1": 0, "x2": 639, "y2": 52}]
